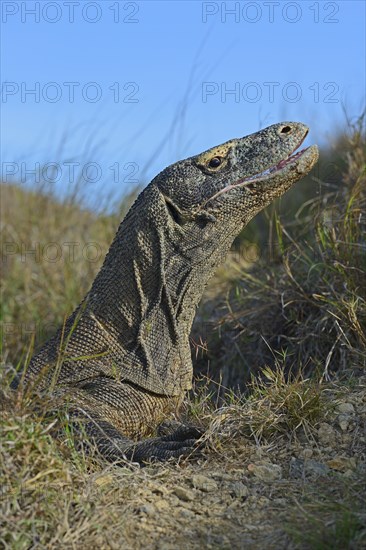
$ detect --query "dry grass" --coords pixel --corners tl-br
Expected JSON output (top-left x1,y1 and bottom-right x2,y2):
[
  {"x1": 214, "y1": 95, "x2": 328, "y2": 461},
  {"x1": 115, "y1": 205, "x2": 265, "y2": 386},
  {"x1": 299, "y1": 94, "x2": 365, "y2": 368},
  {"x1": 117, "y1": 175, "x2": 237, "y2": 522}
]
[
  {"x1": 285, "y1": 479, "x2": 366, "y2": 550},
  {"x1": 1, "y1": 366, "x2": 365, "y2": 549},
  {"x1": 1, "y1": 115, "x2": 365, "y2": 548},
  {"x1": 193, "y1": 113, "x2": 366, "y2": 390},
  {"x1": 192, "y1": 366, "x2": 332, "y2": 456},
  {"x1": 0, "y1": 183, "x2": 120, "y2": 365}
]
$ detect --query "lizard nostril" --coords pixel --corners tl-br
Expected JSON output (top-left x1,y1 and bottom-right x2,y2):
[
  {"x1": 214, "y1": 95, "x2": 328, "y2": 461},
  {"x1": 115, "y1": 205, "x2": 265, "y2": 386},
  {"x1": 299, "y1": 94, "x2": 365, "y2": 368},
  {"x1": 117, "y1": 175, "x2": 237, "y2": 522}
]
[{"x1": 280, "y1": 125, "x2": 292, "y2": 134}]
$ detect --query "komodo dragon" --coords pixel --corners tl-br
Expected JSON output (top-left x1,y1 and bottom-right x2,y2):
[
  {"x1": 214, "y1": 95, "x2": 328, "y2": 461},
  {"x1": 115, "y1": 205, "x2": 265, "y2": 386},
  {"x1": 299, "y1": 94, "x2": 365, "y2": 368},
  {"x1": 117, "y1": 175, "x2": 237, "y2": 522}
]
[{"x1": 21, "y1": 122, "x2": 318, "y2": 463}]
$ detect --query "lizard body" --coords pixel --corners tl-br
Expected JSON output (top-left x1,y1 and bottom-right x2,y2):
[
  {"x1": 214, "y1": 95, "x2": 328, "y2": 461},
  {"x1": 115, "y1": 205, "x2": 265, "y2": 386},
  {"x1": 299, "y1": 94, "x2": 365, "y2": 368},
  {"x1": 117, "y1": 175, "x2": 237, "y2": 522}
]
[{"x1": 22, "y1": 122, "x2": 318, "y2": 462}]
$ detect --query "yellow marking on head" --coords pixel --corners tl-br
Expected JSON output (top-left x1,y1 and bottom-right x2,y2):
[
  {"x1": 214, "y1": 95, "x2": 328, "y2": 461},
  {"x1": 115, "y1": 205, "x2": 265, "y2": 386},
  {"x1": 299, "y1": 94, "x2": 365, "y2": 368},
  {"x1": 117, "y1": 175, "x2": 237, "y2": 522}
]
[{"x1": 196, "y1": 142, "x2": 233, "y2": 166}]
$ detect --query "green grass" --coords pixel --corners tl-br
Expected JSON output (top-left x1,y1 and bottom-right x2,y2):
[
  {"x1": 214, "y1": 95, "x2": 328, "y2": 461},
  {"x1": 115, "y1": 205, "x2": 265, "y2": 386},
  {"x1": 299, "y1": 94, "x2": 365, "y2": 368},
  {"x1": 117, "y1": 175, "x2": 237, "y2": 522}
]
[{"x1": 285, "y1": 482, "x2": 366, "y2": 550}]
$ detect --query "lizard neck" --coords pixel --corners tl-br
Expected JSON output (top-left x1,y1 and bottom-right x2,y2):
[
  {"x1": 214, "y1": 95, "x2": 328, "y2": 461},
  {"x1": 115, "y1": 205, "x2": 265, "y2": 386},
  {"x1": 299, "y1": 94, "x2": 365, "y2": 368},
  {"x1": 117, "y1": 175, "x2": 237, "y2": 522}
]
[{"x1": 84, "y1": 184, "x2": 234, "y2": 394}]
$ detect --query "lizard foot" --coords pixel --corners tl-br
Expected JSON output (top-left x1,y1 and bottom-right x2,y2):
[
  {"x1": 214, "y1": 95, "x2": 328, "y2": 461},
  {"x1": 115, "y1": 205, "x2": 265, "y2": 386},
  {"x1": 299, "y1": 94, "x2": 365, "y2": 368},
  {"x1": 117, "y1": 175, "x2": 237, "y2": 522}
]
[
  {"x1": 127, "y1": 424, "x2": 204, "y2": 463},
  {"x1": 64, "y1": 409, "x2": 204, "y2": 464},
  {"x1": 157, "y1": 420, "x2": 204, "y2": 440}
]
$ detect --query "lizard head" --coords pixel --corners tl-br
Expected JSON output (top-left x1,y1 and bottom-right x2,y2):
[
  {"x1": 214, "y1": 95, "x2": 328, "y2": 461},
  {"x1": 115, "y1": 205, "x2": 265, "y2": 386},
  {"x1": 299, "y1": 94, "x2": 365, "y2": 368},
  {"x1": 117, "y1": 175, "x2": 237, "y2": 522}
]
[{"x1": 155, "y1": 122, "x2": 318, "y2": 229}]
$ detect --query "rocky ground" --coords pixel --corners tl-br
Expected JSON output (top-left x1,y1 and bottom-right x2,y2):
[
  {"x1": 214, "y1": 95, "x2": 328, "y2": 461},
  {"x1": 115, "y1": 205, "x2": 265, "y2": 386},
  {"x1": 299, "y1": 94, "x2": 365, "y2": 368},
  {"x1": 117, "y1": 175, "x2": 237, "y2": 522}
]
[
  {"x1": 3, "y1": 373, "x2": 358, "y2": 549},
  {"x1": 88, "y1": 375, "x2": 365, "y2": 549},
  {"x1": 2, "y1": 376, "x2": 365, "y2": 550}
]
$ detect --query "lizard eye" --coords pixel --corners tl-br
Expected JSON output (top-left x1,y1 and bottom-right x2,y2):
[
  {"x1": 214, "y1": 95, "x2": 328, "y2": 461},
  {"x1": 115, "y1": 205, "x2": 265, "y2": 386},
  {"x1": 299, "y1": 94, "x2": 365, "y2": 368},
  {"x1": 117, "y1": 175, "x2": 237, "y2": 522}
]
[{"x1": 208, "y1": 156, "x2": 222, "y2": 169}]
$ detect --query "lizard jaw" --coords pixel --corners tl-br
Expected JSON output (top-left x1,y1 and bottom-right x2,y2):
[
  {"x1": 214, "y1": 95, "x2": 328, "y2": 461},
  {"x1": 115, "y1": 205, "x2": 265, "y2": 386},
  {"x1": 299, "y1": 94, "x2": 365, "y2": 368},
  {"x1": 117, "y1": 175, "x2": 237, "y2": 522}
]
[
  {"x1": 207, "y1": 142, "x2": 319, "y2": 204},
  {"x1": 244, "y1": 143, "x2": 319, "y2": 193},
  {"x1": 240, "y1": 144, "x2": 316, "y2": 192}
]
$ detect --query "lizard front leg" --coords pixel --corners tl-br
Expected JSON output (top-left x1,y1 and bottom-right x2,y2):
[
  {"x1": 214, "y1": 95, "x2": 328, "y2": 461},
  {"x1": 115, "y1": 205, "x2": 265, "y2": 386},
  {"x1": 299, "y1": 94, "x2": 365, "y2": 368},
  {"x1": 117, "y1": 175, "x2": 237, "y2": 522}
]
[{"x1": 61, "y1": 377, "x2": 203, "y2": 463}]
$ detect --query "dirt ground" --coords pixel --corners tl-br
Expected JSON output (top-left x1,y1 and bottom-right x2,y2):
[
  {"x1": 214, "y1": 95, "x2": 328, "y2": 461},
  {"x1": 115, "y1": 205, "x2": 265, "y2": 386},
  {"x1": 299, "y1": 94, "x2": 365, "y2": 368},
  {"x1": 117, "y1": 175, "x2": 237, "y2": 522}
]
[{"x1": 60, "y1": 375, "x2": 365, "y2": 550}]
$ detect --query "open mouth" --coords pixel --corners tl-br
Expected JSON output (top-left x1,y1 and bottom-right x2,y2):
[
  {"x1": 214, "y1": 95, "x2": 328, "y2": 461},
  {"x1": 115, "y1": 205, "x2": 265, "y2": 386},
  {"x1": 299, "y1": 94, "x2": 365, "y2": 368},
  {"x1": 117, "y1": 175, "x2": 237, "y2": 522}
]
[
  {"x1": 243, "y1": 145, "x2": 309, "y2": 191},
  {"x1": 206, "y1": 133, "x2": 314, "y2": 204},
  {"x1": 242, "y1": 128, "x2": 309, "y2": 189}
]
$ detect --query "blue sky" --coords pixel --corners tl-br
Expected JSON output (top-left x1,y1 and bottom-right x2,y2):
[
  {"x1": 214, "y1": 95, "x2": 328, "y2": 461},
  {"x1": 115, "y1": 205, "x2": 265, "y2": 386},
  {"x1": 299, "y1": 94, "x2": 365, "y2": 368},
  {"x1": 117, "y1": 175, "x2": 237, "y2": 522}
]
[{"x1": 1, "y1": 0, "x2": 365, "y2": 207}]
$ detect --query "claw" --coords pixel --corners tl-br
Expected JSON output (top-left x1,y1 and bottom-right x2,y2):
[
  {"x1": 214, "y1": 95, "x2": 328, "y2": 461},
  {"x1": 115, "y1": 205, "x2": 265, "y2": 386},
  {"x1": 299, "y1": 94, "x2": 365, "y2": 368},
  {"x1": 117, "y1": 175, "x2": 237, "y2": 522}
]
[
  {"x1": 127, "y1": 432, "x2": 203, "y2": 463},
  {"x1": 159, "y1": 423, "x2": 204, "y2": 442}
]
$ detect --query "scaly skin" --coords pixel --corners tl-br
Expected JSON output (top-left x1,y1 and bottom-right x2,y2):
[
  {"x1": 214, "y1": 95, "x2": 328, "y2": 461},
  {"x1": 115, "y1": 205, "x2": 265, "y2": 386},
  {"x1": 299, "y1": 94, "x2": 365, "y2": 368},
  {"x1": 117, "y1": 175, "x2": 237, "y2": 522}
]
[{"x1": 22, "y1": 122, "x2": 318, "y2": 463}]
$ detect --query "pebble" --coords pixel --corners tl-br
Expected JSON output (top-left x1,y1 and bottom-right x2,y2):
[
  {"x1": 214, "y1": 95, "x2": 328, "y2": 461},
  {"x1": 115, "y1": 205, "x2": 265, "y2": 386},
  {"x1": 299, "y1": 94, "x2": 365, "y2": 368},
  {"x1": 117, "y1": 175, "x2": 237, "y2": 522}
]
[
  {"x1": 289, "y1": 458, "x2": 304, "y2": 479},
  {"x1": 305, "y1": 459, "x2": 331, "y2": 477},
  {"x1": 327, "y1": 456, "x2": 357, "y2": 472},
  {"x1": 247, "y1": 462, "x2": 282, "y2": 481},
  {"x1": 338, "y1": 414, "x2": 351, "y2": 431},
  {"x1": 301, "y1": 448, "x2": 314, "y2": 459},
  {"x1": 336, "y1": 402, "x2": 355, "y2": 414},
  {"x1": 178, "y1": 508, "x2": 195, "y2": 519},
  {"x1": 289, "y1": 458, "x2": 330, "y2": 478},
  {"x1": 154, "y1": 499, "x2": 170, "y2": 511},
  {"x1": 207, "y1": 534, "x2": 231, "y2": 548},
  {"x1": 192, "y1": 475, "x2": 218, "y2": 492},
  {"x1": 317, "y1": 422, "x2": 337, "y2": 445},
  {"x1": 273, "y1": 498, "x2": 287, "y2": 506},
  {"x1": 174, "y1": 486, "x2": 195, "y2": 502},
  {"x1": 227, "y1": 481, "x2": 249, "y2": 499},
  {"x1": 140, "y1": 503, "x2": 155, "y2": 516}
]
